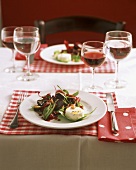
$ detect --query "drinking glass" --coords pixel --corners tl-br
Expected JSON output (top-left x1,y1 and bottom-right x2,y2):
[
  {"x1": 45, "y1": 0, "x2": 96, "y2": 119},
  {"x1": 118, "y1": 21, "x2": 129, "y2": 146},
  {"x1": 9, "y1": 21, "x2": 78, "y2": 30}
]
[
  {"x1": 81, "y1": 41, "x2": 106, "y2": 91},
  {"x1": 1, "y1": 26, "x2": 23, "y2": 73},
  {"x1": 13, "y1": 26, "x2": 40, "y2": 81},
  {"x1": 104, "y1": 31, "x2": 132, "y2": 88}
]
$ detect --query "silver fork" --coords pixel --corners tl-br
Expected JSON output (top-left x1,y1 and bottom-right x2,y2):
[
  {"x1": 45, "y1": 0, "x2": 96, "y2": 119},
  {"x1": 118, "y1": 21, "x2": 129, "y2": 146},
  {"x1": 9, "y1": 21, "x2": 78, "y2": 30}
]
[{"x1": 9, "y1": 92, "x2": 27, "y2": 129}]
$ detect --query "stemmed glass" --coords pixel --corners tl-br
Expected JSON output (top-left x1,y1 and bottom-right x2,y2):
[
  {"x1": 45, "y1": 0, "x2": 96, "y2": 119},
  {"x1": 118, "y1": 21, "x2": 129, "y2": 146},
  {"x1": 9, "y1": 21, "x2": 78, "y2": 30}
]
[
  {"x1": 104, "y1": 31, "x2": 132, "y2": 88},
  {"x1": 81, "y1": 41, "x2": 106, "y2": 92},
  {"x1": 1, "y1": 26, "x2": 23, "y2": 73},
  {"x1": 13, "y1": 26, "x2": 40, "y2": 81}
]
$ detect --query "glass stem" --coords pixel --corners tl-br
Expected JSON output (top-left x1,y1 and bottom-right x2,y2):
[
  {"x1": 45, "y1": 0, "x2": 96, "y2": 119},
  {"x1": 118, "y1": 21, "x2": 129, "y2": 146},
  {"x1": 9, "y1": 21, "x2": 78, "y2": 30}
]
[
  {"x1": 12, "y1": 49, "x2": 16, "y2": 69},
  {"x1": 26, "y1": 55, "x2": 31, "y2": 76},
  {"x1": 115, "y1": 61, "x2": 119, "y2": 83},
  {"x1": 91, "y1": 67, "x2": 95, "y2": 89}
]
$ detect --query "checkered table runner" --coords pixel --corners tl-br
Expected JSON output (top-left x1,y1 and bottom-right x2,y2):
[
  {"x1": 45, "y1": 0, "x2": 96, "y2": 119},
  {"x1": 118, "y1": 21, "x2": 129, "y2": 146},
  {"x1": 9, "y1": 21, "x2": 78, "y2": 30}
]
[
  {"x1": 0, "y1": 90, "x2": 117, "y2": 135},
  {"x1": 23, "y1": 59, "x2": 115, "y2": 73},
  {"x1": 16, "y1": 44, "x2": 115, "y2": 73}
]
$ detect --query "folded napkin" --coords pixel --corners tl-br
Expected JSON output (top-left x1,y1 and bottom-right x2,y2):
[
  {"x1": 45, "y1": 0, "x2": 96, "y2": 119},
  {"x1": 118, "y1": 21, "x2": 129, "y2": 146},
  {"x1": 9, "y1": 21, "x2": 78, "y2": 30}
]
[
  {"x1": 15, "y1": 44, "x2": 48, "y2": 60},
  {"x1": 23, "y1": 58, "x2": 115, "y2": 73},
  {"x1": 98, "y1": 107, "x2": 136, "y2": 143}
]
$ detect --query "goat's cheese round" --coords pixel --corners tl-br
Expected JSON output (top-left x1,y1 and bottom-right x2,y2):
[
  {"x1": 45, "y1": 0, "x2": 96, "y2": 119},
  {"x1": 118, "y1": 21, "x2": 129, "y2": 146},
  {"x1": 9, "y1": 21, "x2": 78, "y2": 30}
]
[
  {"x1": 57, "y1": 53, "x2": 71, "y2": 62},
  {"x1": 65, "y1": 106, "x2": 84, "y2": 121}
]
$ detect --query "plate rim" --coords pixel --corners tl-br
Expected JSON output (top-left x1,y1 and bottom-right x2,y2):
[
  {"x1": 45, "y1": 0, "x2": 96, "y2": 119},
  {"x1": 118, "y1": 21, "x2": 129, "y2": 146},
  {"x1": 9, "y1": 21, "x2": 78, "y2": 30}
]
[
  {"x1": 19, "y1": 89, "x2": 107, "y2": 129},
  {"x1": 40, "y1": 44, "x2": 84, "y2": 65}
]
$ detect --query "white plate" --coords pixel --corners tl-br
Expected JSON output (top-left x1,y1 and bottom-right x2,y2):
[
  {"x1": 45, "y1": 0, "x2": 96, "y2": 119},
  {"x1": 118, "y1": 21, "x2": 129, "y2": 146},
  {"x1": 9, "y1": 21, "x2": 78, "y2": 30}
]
[
  {"x1": 19, "y1": 90, "x2": 107, "y2": 129},
  {"x1": 40, "y1": 44, "x2": 84, "y2": 65}
]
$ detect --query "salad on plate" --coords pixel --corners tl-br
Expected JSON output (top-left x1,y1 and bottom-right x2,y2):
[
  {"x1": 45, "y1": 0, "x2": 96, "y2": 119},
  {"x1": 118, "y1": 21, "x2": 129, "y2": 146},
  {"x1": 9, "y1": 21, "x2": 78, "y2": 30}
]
[
  {"x1": 53, "y1": 40, "x2": 82, "y2": 63},
  {"x1": 32, "y1": 86, "x2": 96, "y2": 122}
]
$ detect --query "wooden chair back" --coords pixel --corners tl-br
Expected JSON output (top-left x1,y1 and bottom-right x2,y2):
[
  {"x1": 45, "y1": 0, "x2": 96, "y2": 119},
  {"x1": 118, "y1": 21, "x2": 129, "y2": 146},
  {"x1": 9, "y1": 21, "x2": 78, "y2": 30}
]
[{"x1": 34, "y1": 16, "x2": 126, "y2": 44}]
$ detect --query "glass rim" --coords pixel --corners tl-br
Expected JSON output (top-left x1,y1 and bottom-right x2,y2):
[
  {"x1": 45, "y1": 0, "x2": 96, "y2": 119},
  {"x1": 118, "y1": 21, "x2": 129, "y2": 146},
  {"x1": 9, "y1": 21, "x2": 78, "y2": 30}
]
[
  {"x1": 82, "y1": 41, "x2": 104, "y2": 49},
  {"x1": 14, "y1": 26, "x2": 39, "y2": 32},
  {"x1": 83, "y1": 41, "x2": 104, "y2": 45},
  {"x1": 106, "y1": 30, "x2": 132, "y2": 38},
  {"x1": 2, "y1": 26, "x2": 17, "y2": 31}
]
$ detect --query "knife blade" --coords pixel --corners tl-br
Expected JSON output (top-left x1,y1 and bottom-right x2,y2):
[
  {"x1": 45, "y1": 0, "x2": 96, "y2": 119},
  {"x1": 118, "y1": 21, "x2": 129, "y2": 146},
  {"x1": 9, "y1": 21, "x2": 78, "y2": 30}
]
[{"x1": 106, "y1": 93, "x2": 119, "y2": 134}]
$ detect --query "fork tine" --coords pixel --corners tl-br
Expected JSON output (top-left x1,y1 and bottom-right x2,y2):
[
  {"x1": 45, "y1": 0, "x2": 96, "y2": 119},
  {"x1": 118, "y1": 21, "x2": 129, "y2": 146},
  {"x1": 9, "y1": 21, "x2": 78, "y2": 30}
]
[
  {"x1": 23, "y1": 92, "x2": 28, "y2": 100},
  {"x1": 18, "y1": 92, "x2": 22, "y2": 103},
  {"x1": 20, "y1": 92, "x2": 27, "y2": 102},
  {"x1": 10, "y1": 91, "x2": 28, "y2": 128}
]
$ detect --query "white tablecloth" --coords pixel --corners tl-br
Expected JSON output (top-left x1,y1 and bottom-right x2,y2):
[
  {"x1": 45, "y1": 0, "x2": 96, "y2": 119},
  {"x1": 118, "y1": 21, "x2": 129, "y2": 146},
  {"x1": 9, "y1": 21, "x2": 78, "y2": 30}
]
[{"x1": 0, "y1": 47, "x2": 136, "y2": 170}]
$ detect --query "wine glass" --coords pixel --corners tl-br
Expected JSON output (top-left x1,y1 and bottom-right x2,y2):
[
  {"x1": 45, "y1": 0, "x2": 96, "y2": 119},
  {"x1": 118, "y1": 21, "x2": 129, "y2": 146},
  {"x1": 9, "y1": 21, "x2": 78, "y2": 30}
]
[
  {"x1": 13, "y1": 26, "x2": 40, "y2": 81},
  {"x1": 81, "y1": 41, "x2": 106, "y2": 92},
  {"x1": 1, "y1": 26, "x2": 23, "y2": 73},
  {"x1": 104, "y1": 31, "x2": 132, "y2": 88}
]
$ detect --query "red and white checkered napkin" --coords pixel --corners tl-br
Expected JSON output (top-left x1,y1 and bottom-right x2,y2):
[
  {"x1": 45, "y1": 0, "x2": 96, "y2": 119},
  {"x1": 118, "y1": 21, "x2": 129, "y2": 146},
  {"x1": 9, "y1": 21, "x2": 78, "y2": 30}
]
[
  {"x1": 15, "y1": 43, "x2": 115, "y2": 73},
  {"x1": 23, "y1": 58, "x2": 115, "y2": 73},
  {"x1": 98, "y1": 106, "x2": 136, "y2": 143},
  {"x1": 0, "y1": 90, "x2": 107, "y2": 136}
]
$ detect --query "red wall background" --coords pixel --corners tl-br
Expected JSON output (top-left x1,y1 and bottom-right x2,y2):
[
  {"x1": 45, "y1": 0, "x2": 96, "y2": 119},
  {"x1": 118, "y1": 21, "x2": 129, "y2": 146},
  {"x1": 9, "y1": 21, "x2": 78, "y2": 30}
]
[{"x1": 1, "y1": 0, "x2": 136, "y2": 46}]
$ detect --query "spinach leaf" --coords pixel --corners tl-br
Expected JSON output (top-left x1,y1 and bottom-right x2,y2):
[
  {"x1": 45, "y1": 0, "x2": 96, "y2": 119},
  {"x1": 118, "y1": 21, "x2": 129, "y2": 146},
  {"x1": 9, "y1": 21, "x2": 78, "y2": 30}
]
[{"x1": 43, "y1": 103, "x2": 56, "y2": 120}]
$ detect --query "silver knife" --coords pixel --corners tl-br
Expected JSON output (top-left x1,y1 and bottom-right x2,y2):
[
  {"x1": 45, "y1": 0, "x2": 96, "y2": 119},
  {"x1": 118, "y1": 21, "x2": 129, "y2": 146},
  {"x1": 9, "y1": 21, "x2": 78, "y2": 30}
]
[{"x1": 106, "y1": 93, "x2": 119, "y2": 134}]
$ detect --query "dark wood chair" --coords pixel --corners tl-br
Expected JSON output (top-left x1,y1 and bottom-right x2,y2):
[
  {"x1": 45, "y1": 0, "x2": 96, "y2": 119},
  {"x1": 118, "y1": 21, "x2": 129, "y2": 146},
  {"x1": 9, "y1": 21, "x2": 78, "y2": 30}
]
[{"x1": 34, "y1": 16, "x2": 126, "y2": 44}]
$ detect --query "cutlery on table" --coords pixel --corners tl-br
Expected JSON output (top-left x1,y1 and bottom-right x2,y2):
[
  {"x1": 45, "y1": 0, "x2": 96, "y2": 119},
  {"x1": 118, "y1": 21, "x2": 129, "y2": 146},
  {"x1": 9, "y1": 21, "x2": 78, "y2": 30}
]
[
  {"x1": 106, "y1": 93, "x2": 119, "y2": 135},
  {"x1": 9, "y1": 92, "x2": 27, "y2": 129}
]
